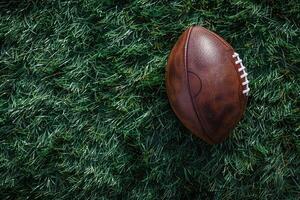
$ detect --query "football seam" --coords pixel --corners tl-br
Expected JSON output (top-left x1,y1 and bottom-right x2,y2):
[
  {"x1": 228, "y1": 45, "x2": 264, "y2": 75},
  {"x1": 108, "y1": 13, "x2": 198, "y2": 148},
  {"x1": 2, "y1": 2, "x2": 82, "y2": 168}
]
[{"x1": 184, "y1": 27, "x2": 215, "y2": 144}]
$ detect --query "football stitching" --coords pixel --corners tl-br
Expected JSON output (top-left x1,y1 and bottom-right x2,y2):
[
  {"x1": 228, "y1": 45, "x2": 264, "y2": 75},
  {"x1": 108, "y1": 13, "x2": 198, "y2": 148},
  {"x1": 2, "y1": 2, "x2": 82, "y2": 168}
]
[{"x1": 232, "y1": 53, "x2": 250, "y2": 96}]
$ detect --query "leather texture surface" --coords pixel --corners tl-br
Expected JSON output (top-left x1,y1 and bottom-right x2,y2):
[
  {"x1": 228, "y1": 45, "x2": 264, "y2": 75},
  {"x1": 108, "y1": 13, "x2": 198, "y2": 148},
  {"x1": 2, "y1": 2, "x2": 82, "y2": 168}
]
[{"x1": 166, "y1": 26, "x2": 248, "y2": 144}]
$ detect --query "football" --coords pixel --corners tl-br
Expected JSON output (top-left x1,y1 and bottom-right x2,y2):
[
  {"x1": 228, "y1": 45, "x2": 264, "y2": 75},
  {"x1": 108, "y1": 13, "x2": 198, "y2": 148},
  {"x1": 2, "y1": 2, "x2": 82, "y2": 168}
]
[{"x1": 166, "y1": 26, "x2": 249, "y2": 144}]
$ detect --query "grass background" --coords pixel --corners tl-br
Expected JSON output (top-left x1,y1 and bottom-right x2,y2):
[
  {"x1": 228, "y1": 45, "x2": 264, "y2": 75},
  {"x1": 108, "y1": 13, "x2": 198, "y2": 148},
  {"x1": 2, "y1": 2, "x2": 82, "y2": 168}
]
[{"x1": 0, "y1": 0, "x2": 299, "y2": 199}]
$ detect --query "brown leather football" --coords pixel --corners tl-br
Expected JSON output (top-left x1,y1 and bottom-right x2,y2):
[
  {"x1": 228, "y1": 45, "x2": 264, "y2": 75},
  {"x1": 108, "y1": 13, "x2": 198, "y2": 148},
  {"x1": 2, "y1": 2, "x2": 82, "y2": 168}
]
[{"x1": 166, "y1": 26, "x2": 249, "y2": 144}]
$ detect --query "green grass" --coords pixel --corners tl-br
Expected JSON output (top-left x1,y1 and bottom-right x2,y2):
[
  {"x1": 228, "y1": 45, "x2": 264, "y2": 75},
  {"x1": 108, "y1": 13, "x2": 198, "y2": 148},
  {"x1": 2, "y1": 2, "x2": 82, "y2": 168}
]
[{"x1": 0, "y1": 0, "x2": 299, "y2": 199}]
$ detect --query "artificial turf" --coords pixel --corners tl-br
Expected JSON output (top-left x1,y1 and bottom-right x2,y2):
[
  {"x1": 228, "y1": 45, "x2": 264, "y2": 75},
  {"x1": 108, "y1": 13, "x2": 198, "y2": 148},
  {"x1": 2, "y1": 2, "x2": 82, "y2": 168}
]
[{"x1": 0, "y1": 0, "x2": 299, "y2": 199}]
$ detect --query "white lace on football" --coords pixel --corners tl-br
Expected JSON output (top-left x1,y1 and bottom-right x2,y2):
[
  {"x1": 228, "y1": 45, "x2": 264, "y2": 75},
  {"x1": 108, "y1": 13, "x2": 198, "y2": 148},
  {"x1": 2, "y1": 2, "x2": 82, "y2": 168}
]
[{"x1": 232, "y1": 52, "x2": 250, "y2": 96}]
